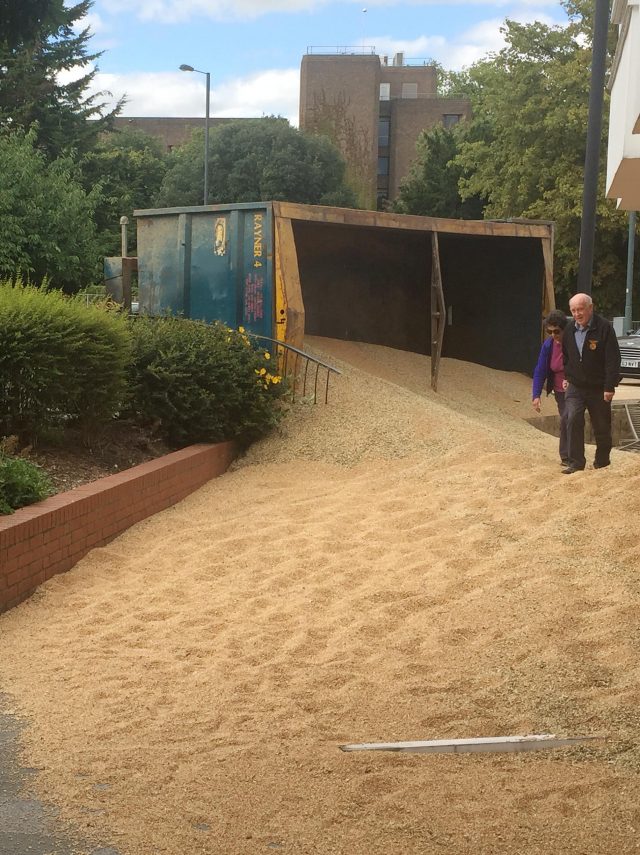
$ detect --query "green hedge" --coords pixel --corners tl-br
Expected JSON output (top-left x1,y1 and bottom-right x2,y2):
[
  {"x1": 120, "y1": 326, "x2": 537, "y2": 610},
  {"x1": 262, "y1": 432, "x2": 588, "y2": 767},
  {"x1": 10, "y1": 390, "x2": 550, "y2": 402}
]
[
  {"x1": 0, "y1": 283, "x2": 131, "y2": 441},
  {"x1": 127, "y1": 318, "x2": 285, "y2": 447},
  {"x1": 1, "y1": 282, "x2": 287, "y2": 453}
]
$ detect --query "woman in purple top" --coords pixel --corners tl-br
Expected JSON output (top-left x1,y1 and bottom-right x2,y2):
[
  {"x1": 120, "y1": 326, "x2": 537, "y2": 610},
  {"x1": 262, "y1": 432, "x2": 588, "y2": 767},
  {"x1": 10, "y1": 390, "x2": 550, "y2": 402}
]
[{"x1": 532, "y1": 309, "x2": 569, "y2": 466}]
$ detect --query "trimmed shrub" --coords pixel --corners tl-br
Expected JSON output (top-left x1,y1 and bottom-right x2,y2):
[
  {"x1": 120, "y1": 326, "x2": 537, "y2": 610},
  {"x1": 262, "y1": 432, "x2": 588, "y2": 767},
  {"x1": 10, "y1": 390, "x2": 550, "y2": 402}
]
[
  {"x1": 127, "y1": 317, "x2": 285, "y2": 447},
  {"x1": 0, "y1": 454, "x2": 53, "y2": 514},
  {"x1": 0, "y1": 283, "x2": 132, "y2": 441}
]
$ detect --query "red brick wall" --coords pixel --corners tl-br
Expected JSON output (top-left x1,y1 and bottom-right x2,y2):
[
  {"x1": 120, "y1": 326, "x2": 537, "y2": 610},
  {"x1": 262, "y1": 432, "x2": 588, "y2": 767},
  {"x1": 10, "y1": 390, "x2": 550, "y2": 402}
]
[{"x1": 0, "y1": 442, "x2": 236, "y2": 614}]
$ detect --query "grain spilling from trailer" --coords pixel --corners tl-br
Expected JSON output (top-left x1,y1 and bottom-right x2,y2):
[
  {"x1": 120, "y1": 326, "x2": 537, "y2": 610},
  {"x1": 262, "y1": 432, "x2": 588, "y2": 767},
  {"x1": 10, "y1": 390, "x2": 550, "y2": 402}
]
[{"x1": 124, "y1": 202, "x2": 554, "y2": 389}]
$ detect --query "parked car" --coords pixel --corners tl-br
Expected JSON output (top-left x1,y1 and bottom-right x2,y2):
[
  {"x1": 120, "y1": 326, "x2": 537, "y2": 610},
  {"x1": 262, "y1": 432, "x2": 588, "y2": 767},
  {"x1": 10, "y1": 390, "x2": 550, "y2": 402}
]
[{"x1": 618, "y1": 329, "x2": 640, "y2": 379}]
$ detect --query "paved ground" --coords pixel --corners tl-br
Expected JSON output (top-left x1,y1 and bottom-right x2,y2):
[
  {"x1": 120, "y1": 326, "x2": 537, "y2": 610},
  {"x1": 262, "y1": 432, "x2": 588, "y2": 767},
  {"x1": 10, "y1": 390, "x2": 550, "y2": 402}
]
[{"x1": 0, "y1": 694, "x2": 121, "y2": 855}]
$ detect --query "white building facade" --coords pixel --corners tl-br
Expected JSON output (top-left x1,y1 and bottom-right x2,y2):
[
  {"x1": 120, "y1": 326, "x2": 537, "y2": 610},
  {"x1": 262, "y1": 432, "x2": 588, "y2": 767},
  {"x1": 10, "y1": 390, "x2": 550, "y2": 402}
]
[{"x1": 607, "y1": 0, "x2": 640, "y2": 209}]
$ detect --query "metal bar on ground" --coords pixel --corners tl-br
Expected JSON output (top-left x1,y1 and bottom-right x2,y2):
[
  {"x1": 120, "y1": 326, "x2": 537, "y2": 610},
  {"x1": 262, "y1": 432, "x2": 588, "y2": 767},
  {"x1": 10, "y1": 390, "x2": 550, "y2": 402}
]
[{"x1": 339, "y1": 734, "x2": 603, "y2": 754}]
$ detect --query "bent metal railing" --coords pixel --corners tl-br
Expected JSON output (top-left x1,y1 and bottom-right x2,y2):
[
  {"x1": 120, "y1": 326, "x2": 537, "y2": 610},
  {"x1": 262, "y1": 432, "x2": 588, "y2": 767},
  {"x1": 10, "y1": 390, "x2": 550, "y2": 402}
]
[{"x1": 249, "y1": 334, "x2": 341, "y2": 404}]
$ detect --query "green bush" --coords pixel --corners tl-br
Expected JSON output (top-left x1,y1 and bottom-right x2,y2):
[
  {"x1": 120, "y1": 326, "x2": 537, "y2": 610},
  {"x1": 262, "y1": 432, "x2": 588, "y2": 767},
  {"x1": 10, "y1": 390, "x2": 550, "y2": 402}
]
[
  {"x1": 0, "y1": 283, "x2": 132, "y2": 441},
  {"x1": 0, "y1": 454, "x2": 53, "y2": 514},
  {"x1": 127, "y1": 317, "x2": 285, "y2": 447}
]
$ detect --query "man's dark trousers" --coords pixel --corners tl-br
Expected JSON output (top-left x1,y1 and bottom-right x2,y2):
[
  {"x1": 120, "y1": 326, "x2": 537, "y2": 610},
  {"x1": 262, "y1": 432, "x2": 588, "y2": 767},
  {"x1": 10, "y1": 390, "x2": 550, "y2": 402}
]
[{"x1": 565, "y1": 384, "x2": 612, "y2": 470}]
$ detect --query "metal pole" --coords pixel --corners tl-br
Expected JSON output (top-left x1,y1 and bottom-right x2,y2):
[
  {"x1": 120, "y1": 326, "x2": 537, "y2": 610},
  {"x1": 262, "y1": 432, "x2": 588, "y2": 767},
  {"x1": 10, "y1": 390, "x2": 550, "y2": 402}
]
[
  {"x1": 119, "y1": 215, "x2": 129, "y2": 257},
  {"x1": 576, "y1": 0, "x2": 611, "y2": 295},
  {"x1": 625, "y1": 211, "x2": 636, "y2": 332},
  {"x1": 179, "y1": 64, "x2": 210, "y2": 206},
  {"x1": 204, "y1": 71, "x2": 210, "y2": 206}
]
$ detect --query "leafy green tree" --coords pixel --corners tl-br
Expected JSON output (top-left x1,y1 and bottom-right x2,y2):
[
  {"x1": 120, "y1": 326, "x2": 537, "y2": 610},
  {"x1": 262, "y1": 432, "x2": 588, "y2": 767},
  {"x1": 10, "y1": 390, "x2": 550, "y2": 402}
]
[
  {"x1": 394, "y1": 124, "x2": 485, "y2": 219},
  {"x1": 452, "y1": 3, "x2": 629, "y2": 314},
  {"x1": 155, "y1": 117, "x2": 357, "y2": 208},
  {"x1": 82, "y1": 128, "x2": 168, "y2": 257},
  {"x1": 0, "y1": 128, "x2": 100, "y2": 286},
  {"x1": 0, "y1": 0, "x2": 119, "y2": 158}
]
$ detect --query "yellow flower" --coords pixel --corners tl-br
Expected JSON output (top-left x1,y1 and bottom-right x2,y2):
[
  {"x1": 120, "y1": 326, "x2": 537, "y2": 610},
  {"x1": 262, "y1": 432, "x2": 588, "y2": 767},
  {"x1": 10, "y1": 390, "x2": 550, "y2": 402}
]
[
  {"x1": 271, "y1": 375, "x2": 281, "y2": 384},
  {"x1": 259, "y1": 367, "x2": 266, "y2": 375},
  {"x1": 264, "y1": 352, "x2": 271, "y2": 360},
  {"x1": 238, "y1": 326, "x2": 245, "y2": 334}
]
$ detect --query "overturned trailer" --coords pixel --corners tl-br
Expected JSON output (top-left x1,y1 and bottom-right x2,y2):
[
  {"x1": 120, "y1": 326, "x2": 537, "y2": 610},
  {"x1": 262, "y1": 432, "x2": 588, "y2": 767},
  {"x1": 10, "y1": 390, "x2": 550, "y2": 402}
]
[{"x1": 124, "y1": 202, "x2": 554, "y2": 389}]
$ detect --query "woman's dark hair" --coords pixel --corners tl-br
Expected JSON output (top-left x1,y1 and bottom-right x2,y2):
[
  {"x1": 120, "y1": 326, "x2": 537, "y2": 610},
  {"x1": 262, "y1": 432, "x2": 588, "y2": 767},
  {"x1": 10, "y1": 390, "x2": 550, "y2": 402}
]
[{"x1": 544, "y1": 309, "x2": 568, "y2": 330}]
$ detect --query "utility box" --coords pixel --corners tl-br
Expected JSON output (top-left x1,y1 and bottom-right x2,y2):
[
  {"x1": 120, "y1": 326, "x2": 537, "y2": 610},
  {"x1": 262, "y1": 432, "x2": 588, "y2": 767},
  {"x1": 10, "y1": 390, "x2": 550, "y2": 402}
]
[{"x1": 129, "y1": 202, "x2": 555, "y2": 383}]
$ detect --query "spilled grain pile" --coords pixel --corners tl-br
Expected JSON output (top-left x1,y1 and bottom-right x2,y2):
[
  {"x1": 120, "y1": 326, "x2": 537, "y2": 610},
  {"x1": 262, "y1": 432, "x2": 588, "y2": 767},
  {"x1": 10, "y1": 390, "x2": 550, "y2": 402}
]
[{"x1": 1, "y1": 337, "x2": 639, "y2": 855}]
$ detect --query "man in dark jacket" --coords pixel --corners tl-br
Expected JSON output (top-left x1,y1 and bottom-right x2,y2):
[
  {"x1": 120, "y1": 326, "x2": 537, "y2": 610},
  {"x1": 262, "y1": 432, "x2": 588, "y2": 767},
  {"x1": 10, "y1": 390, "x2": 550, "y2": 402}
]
[{"x1": 561, "y1": 292, "x2": 621, "y2": 474}]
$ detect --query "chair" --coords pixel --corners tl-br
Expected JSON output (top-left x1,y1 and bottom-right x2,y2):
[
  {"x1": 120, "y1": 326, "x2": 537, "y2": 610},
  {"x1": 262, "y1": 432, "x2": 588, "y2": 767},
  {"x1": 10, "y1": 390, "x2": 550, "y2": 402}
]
[{"x1": 620, "y1": 402, "x2": 640, "y2": 451}]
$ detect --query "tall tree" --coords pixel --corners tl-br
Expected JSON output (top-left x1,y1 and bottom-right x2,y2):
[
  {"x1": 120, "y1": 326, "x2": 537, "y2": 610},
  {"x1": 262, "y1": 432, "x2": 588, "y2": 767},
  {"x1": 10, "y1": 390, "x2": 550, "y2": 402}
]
[
  {"x1": 453, "y1": 3, "x2": 628, "y2": 314},
  {"x1": 394, "y1": 124, "x2": 485, "y2": 219},
  {"x1": 0, "y1": 0, "x2": 119, "y2": 158},
  {"x1": 155, "y1": 117, "x2": 357, "y2": 209},
  {"x1": 0, "y1": 0, "x2": 58, "y2": 45},
  {"x1": 0, "y1": 128, "x2": 100, "y2": 287},
  {"x1": 82, "y1": 128, "x2": 168, "y2": 258}
]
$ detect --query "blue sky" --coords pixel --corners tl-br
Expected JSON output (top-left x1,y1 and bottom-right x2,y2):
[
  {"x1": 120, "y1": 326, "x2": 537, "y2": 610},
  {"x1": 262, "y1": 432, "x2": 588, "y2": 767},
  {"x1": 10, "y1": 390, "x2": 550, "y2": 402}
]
[{"x1": 77, "y1": 0, "x2": 569, "y2": 123}]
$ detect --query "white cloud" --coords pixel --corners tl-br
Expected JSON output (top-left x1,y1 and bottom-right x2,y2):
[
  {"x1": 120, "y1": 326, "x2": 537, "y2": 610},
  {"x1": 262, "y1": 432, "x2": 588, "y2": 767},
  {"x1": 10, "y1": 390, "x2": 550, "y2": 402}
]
[
  {"x1": 416, "y1": 7, "x2": 561, "y2": 69},
  {"x1": 87, "y1": 68, "x2": 300, "y2": 124},
  {"x1": 82, "y1": 11, "x2": 108, "y2": 33},
  {"x1": 102, "y1": 0, "x2": 324, "y2": 23},
  {"x1": 101, "y1": 0, "x2": 561, "y2": 23},
  {"x1": 365, "y1": 34, "x2": 447, "y2": 62}
]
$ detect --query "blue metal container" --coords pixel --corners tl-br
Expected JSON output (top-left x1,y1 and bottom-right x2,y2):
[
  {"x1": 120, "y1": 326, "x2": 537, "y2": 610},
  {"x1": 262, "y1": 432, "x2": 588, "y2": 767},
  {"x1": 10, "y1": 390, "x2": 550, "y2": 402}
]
[{"x1": 134, "y1": 203, "x2": 274, "y2": 340}]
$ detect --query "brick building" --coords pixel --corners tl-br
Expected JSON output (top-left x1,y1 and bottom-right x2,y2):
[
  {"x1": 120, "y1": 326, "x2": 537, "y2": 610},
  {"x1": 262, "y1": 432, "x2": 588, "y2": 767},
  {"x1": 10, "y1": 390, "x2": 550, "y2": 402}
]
[
  {"x1": 112, "y1": 116, "x2": 235, "y2": 152},
  {"x1": 299, "y1": 50, "x2": 471, "y2": 209}
]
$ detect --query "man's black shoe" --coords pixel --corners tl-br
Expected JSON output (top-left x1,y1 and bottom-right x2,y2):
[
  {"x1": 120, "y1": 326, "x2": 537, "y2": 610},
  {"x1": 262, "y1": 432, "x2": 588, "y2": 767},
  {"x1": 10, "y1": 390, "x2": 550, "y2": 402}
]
[
  {"x1": 593, "y1": 461, "x2": 610, "y2": 469},
  {"x1": 561, "y1": 466, "x2": 583, "y2": 475},
  {"x1": 561, "y1": 459, "x2": 571, "y2": 467}
]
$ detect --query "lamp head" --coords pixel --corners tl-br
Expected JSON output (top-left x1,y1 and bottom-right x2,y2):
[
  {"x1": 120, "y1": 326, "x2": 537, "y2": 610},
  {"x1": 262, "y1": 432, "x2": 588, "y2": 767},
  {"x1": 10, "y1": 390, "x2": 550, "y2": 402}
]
[{"x1": 179, "y1": 64, "x2": 194, "y2": 72}]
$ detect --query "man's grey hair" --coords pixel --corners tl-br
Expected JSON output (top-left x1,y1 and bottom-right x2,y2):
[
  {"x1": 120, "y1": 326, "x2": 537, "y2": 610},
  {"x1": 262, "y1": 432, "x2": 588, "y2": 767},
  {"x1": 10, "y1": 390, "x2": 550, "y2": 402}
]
[{"x1": 569, "y1": 292, "x2": 593, "y2": 306}]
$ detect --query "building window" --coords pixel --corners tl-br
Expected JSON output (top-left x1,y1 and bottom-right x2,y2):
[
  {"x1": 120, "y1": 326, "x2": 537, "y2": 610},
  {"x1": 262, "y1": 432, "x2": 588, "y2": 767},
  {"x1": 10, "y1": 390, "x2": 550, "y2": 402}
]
[
  {"x1": 378, "y1": 118, "x2": 390, "y2": 147},
  {"x1": 401, "y1": 82, "x2": 418, "y2": 99},
  {"x1": 443, "y1": 114, "x2": 462, "y2": 128},
  {"x1": 379, "y1": 82, "x2": 390, "y2": 101},
  {"x1": 377, "y1": 156, "x2": 389, "y2": 176}
]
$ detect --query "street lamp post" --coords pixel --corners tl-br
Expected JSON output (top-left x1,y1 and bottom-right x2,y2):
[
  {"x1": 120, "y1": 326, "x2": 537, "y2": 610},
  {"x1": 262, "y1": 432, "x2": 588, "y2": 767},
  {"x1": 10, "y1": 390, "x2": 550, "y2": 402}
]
[
  {"x1": 576, "y1": 0, "x2": 610, "y2": 295},
  {"x1": 179, "y1": 63, "x2": 210, "y2": 205}
]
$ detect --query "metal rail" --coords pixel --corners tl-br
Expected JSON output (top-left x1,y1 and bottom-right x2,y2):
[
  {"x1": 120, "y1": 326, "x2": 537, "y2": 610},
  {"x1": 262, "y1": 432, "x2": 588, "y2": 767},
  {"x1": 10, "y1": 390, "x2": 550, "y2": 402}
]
[{"x1": 248, "y1": 334, "x2": 341, "y2": 405}]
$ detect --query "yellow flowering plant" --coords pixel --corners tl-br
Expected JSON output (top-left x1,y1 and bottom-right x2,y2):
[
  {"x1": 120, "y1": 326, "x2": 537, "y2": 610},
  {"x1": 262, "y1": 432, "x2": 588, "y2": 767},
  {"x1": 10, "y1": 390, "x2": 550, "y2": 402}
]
[{"x1": 127, "y1": 318, "x2": 287, "y2": 448}]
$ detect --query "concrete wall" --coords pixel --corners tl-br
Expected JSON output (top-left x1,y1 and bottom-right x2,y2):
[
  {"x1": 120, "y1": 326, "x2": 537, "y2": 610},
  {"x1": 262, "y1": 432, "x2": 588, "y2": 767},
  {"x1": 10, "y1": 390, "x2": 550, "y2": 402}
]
[
  {"x1": 528, "y1": 403, "x2": 637, "y2": 446},
  {"x1": 606, "y1": 0, "x2": 640, "y2": 209},
  {"x1": 0, "y1": 442, "x2": 236, "y2": 615}
]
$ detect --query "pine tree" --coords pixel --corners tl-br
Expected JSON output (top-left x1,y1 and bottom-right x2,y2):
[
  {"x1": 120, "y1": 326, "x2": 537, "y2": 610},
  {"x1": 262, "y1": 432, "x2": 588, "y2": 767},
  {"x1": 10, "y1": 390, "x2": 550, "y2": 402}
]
[{"x1": 0, "y1": 0, "x2": 121, "y2": 158}]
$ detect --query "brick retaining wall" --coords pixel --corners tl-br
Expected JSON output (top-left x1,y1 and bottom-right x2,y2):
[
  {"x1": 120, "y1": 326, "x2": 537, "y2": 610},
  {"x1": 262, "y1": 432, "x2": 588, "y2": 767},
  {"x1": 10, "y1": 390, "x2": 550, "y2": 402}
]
[{"x1": 0, "y1": 442, "x2": 236, "y2": 615}]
